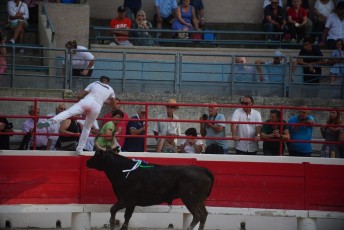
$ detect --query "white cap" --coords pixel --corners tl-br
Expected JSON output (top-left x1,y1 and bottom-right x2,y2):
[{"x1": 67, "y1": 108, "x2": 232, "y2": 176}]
[{"x1": 274, "y1": 50, "x2": 284, "y2": 58}]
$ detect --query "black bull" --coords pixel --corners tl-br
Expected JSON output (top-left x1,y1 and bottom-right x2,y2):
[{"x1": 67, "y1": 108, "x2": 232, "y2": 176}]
[{"x1": 87, "y1": 150, "x2": 214, "y2": 230}]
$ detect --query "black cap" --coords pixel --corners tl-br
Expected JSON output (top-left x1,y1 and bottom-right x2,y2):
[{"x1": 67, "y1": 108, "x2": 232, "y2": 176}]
[{"x1": 117, "y1": 6, "x2": 125, "y2": 12}]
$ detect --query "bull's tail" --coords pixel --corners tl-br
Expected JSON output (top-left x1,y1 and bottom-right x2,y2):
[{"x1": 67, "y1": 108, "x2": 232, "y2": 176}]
[{"x1": 204, "y1": 168, "x2": 214, "y2": 198}]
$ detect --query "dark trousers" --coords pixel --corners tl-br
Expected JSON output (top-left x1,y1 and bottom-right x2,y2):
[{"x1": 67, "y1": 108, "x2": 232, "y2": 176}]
[
  {"x1": 236, "y1": 149, "x2": 257, "y2": 155},
  {"x1": 288, "y1": 149, "x2": 312, "y2": 157},
  {"x1": 72, "y1": 69, "x2": 93, "y2": 77}
]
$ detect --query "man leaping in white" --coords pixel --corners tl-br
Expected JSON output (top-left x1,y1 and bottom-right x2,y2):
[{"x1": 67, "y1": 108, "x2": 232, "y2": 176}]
[{"x1": 38, "y1": 76, "x2": 117, "y2": 155}]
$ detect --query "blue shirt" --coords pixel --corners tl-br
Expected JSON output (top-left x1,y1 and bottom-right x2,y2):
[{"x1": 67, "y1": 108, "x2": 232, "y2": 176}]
[
  {"x1": 205, "y1": 113, "x2": 229, "y2": 150},
  {"x1": 288, "y1": 115, "x2": 314, "y2": 153},
  {"x1": 155, "y1": 0, "x2": 177, "y2": 18}
]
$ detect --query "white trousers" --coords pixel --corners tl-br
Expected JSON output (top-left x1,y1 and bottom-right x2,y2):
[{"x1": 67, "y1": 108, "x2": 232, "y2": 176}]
[{"x1": 52, "y1": 98, "x2": 102, "y2": 151}]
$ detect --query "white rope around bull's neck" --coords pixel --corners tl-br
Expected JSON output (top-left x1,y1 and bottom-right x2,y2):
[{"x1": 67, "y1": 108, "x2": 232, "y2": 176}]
[{"x1": 123, "y1": 160, "x2": 142, "y2": 178}]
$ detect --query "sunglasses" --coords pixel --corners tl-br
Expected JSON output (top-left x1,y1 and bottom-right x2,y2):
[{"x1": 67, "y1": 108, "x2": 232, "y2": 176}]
[
  {"x1": 140, "y1": 111, "x2": 146, "y2": 114},
  {"x1": 167, "y1": 106, "x2": 177, "y2": 109},
  {"x1": 241, "y1": 102, "x2": 251, "y2": 105},
  {"x1": 271, "y1": 2, "x2": 278, "y2": 4}
]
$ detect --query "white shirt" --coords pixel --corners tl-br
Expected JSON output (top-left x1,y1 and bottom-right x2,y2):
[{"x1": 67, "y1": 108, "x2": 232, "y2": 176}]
[
  {"x1": 314, "y1": 0, "x2": 334, "y2": 18},
  {"x1": 231, "y1": 108, "x2": 262, "y2": 152},
  {"x1": 69, "y1": 46, "x2": 94, "y2": 69},
  {"x1": 152, "y1": 113, "x2": 181, "y2": 144},
  {"x1": 22, "y1": 118, "x2": 49, "y2": 148},
  {"x1": 83, "y1": 81, "x2": 115, "y2": 106},
  {"x1": 182, "y1": 139, "x2": 204, "y2": 153},
  {"x1": 325, "y1": 12, "x2": 344, "y2": 40},
  {"x1": 8, "y1": 0, "x2": 29, "y2": 21}
]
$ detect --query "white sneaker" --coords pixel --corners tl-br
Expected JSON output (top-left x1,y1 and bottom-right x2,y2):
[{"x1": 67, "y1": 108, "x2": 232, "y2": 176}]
[
  {"x1": 37, "y1": 119, "x2": 52, "y2": 129},
  {"x1": 9, "y1": 39, "x2": 15, "y2": 44},
  {"x1": 76, "y1": 149, "x2": 83, "y2": 155}
]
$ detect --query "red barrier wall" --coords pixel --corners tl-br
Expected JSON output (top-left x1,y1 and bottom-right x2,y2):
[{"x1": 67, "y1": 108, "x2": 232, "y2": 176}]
[{"x1": 1, "y1": 155, "x2": 344, "y2": 212}]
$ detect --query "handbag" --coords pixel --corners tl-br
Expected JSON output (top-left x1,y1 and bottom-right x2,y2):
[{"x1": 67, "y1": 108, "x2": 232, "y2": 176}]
[{"x1": 60, "y1": 141, "x2": 77, "y2": 151}]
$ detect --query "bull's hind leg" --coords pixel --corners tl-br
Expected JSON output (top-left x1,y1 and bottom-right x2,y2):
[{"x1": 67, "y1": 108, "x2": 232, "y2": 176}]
[
  {"x1": 197, "y1": 203, "x2": 208, "y2": 230},
  {"x1": 109, "y1": 202, "x2": 126, "y2": 230},
  {"x1": 120, "y1": 205, "x2": 135, "y2": 230},
  {"x1": 181, "y1": 198, "x2": 202, "y2": 230}
]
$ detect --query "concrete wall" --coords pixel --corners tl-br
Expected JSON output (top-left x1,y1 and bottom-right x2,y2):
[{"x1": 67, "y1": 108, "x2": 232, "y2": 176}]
[{"x1": 42, "y1": 3, "x2": 90, "y2": 48}]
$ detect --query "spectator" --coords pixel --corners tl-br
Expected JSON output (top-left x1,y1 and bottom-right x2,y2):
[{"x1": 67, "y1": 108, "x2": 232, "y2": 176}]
[
  {"x1": 154, "y1": 0, "x2": 177, "y2": 33},
  {"x1": 0, "y1": 117, "x2": 14, "y2": 150},
  {"x1": 37, "y1": 76, "x2": 117, "y2": 155},
  {"x1": 7, "y1": 0, "x2": 29, "y2": 54},
  {"x1": 78, "y1": 115, "x2": 99, "y2": 151},
  {"x1": 64, "y1": 40, "x2": 95, "y2": 77},
  {"x1": 152, "y1": 98, "x2": 181, "y2": 147},
  {"x1": 263, "y1": 0, "x2": 287, "y2": 41},
  {"x1": 200, "y1": 102, "x2": 228, "y2": 154},
  {"x1": 96, "y1": 109, "x2": 123, "y2": 150},
  {"x1": 172, "y1": 0, "x2": 199, "y2": 39},
  {"x1": 288, "y1": 107, "x2": 315, "y2": 157},
  {"x1": 286, "y1": 0, "x2": 313, "y2": 37},
  {"x1": 110, "y1": 6, "x2": 133, "y2": 46},
  {"x1": 179, "y1": 0, "x2": 205, "y2": 26},
  {"x1": 231, "y1": 95, "x2": 262, "y2": 155},
  {"x1": 0, "y1": 31, "x2": 7, "y2": 76},
  {"x1": 287, "y1": 0, "x2": 308, "y2": 42},
  {"x1": 313, "y1": 0, "x2": 334, "y2": 35},
  {"x1": 297, "y1": 37, "x2": 324, "y2": 83},
  {"x1": 156, "y1": 129, "x2": 178, "y2": 153},
  {"x1": 321, "y1": 2, "x2": 344, "y2": 49},
  {"x1": 255, "y1": 50, "x2": 285, "y2": 82},
  {"x1": 122, "y1": 106, "x2": 146, "y2": 152},
  {"x1": 56, "y1": 115, "x2": 82, "y2": 151},
  {"x1": 233, "y1": 57, "x2": 257, "y2": 82},
  {"x1": 46, "y1": 103, "x2": 66, "y2": 150},
  {"x1": 263, "y1": 0, "x2": 282, "y2": 8},
  {"x1": 124, "y1": 0, "x2": 141, "y2": 21},
  {"x1": 328, "y1": 39, "x2": 344, "y2": 84},
  {"x1": 260, "y1": 109, "x2": 290, "y2": 155},
  {"x1": 101, "y1": 98, "x2": 128, "y2": 148},
  {"x1": 123, "y1": 106, "x2": 146, "y2": 152},
  {"x1": 339, "y1": 127, "x2": 344, "y2": 158},
  {"x1": 180, "y1": 127, "x2": 204, "y2": 153},
  {"x1": 320, "y1": 109, "x2": 342, "y2": 157},
  {"x1": 130, "y1": 10, "x2": 156, "y2": 46},
  {"x1": 22, "y1": 105, "x2": 51, "y2": 150}
]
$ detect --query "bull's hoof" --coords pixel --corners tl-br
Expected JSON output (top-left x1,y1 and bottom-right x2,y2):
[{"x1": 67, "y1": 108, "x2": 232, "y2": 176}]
[{"x1": 119, "y1": 223, "x2": 128, "y2": 230}]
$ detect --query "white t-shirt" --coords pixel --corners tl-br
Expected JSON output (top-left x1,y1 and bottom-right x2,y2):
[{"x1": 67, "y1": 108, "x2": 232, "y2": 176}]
[
  {"x1": 71, "y1": 46, "x2": 94, "y2": 69},
  {"x1": 314, "y1": 0, "x2": 334, "y2": 18},
  {"x1": 182, "y1": 139, "x2": 204, "y2": 153},
  {"x1": 83, "y1": 81, "x2": 115, "y2": 105},
  {"x1": 231, "y1": 108, "x2": 262, "y2": 152}
]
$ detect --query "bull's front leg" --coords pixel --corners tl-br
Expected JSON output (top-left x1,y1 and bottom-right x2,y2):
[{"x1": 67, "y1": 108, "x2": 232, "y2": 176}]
[
  {"x1": 120, "y1": 205, "x2": 135, "y2": 230},
  {"x1": 109, "y1": 202, "x2": 125, "y2": 230}
]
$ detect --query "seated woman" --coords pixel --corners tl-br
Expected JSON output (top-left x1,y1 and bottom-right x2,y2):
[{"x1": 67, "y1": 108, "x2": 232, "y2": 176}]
[
  {"x1": 56, "y1": 116, "x2": 82, "y2": 151},
  {"x1": 172, "y1": 0, "x2": 199, "y2": 39},
  {"x1": 7, "y1": 0, "x2": 29, "y2": 54},
  {"x1": 287, "y1": 0, "x2": 308, "y2": 42},
  {"x1": 179, "y1": 127, "x2": 204, "y2": 153},
  {"x1": 130, "y1": 10, "x2": 156, "y2": 46}
]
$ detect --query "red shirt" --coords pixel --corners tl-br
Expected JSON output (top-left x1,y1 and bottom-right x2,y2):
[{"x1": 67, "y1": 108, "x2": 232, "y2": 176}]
[
  {"x1": 101, "y1": 112, "x2": 129, "y2": 147},
  {"x1": 288, "y1": 7, "x2": 307, "y2": 24},
  {"x1": 110, "y1": 17, "x2": 132, "y2": 42}
]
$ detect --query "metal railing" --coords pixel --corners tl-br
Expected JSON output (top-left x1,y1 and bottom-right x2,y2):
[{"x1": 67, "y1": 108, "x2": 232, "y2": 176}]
[{"x1": 0, "y1": 45, "x2": 343, "y2": 99}]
